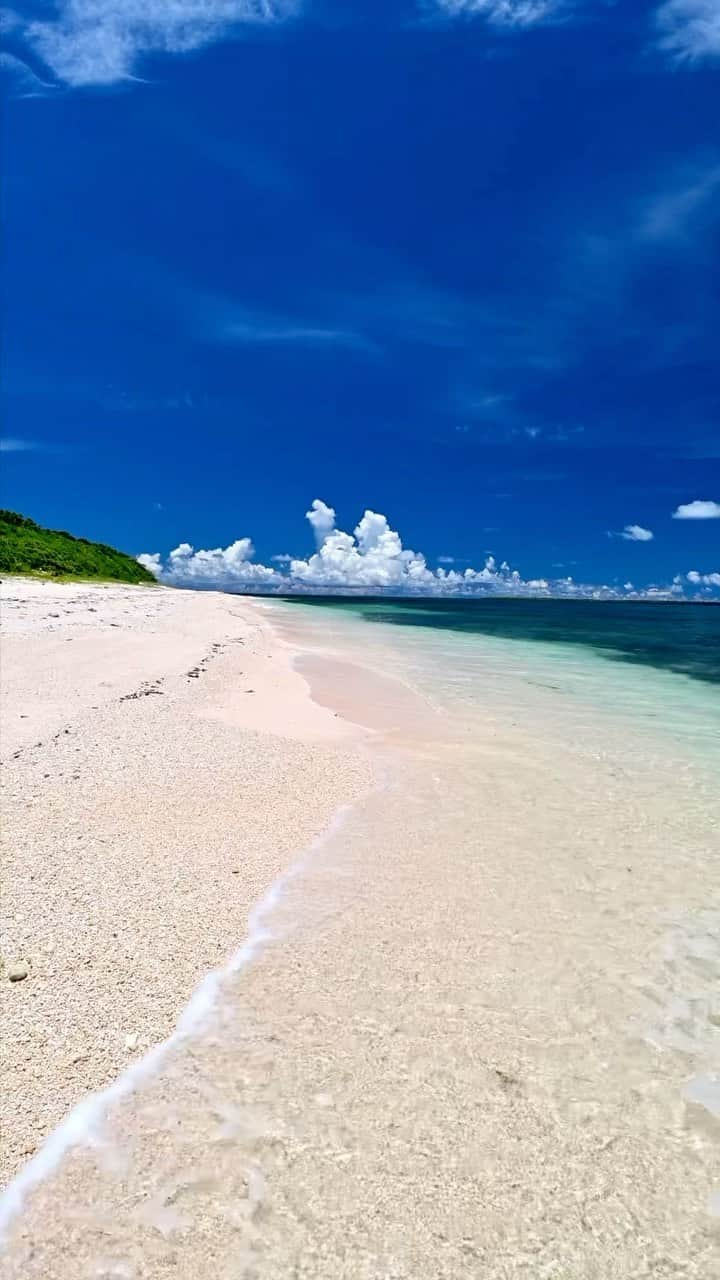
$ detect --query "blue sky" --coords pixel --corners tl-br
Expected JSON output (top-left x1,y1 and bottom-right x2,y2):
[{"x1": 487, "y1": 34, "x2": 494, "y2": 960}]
[{"x1": 2, "y1": 0, "x2": 719, "y2": 595}]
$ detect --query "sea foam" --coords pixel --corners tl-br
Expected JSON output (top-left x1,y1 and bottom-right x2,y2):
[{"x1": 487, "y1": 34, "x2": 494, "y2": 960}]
[{"x1": 0, "y1": 804, "x2": 353, "y2": 1241}]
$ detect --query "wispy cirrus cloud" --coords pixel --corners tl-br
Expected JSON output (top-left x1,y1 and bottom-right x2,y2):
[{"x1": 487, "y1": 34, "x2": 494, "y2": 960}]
[
  {"x1": 519, "y1": 156, "x2": 720, "y2": 386},
  {"x1": 0, "y1": 51, "x2": 57, "y2": 98},
  {"x1": 193, "y1": 287, "x2": 380, "y2": 353},
  {"x1": 10, "y1": 0, "x2": 720, "y2": 92},
  {"x1": 431, "y1": 0, "x2": 561, "y2": 24},
  {"x1": 0, "y1": 437, "x2": 40, "y2": 453},
  {"x1": 222, "y1": 314, "x2": 374, "y2": 351},
  {"x1": 640, "y1": 165, "x2": 720, "y2": 242},
  {"x1": 655, "y1": 0, "x2": 720, "y2": 63},
  {"x1": 6, "y1": 0, "x2": 568, "y2": 91},
  {"x1": 17, "y1": 0, "x2": 298, "y2": 89}
]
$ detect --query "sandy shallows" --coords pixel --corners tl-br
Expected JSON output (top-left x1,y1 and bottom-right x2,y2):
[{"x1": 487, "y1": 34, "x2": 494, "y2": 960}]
[
  {"x1": 1, "y1": 598, "x2": 719, "y2": 1279},
  {"x1": 0, "y1": 579, "x2": 373, "y2": 1186}
]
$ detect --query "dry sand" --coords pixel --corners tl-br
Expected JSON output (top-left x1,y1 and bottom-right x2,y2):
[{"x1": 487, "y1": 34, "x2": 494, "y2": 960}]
[
  {"x1": 1, "y1": 580, "x2": 718, "y2": 1278},
  {"x1": 0, "y1": 578, "x2": 372, "y2": 1183}
]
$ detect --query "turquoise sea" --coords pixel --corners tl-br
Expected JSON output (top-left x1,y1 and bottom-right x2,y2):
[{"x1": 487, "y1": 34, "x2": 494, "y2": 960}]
[
  {"x1": 3, "y1": 592, "x2": 718, "y2": 1274},
  {"x1": 275, "y1": 590, "x2": 720, "y2": 1182},
  {"x1": 276, "y1": 595, "x2": 720, "y2": 776},
  {"x1": 280, "y1": 596, "x2": 720, "y2": 686}
]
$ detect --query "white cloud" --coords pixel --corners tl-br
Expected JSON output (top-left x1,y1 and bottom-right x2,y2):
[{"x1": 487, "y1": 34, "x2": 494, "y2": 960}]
[
  {"x1": 139, "y1": 537, "x2": 277, "y2": 586},
  {"x1": 672, "y1": 499, "x2": 720, "y2": 519},
  {"x1": 0, "y1": 437, "x2": 39, "y2": 452},
  {"x1": 619, "y1": 524, "x2": 654, "y2": 542},
  {"x1": 137, "y1": 552, "x2": 163, "y2": 576},
  {"x1": 687, "y1": 569, "x2": 720, "y2": 586},
  {"x1": 437, "y1": 555, "x2": 455, "y2": 564},
  {"x1": 21, "y1": 0, "x2": 297, "y2": 88},
  {"x1": 13, "y1": 0, "x2": 571, "y2": 91},
  {"x1": 17, "y1": 0, "x2": 719, "y2": 94},
  {"x1": 655, "y1": 0, "x2": 720, "y2": 63},
  {"x1": 433, "y1": 0, "x2": 560, "y2": 25},
  {"x1": 289, "y1": 508, "x2": 429, "y2": 590},
  {"x1": 138, "y1": 498, "x2": 718, "y2": 598},
  {"x1": 305, "y1": 499, "x2": 336, "y2": 547},
  {"x1": 608, "y1": 523, "x2": 655, "y2": 541}
]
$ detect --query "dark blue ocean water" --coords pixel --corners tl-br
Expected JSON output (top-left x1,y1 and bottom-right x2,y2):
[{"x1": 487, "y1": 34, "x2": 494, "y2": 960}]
[{"x1": 280, "y1": 598, "x2": 720, "y2": 687}]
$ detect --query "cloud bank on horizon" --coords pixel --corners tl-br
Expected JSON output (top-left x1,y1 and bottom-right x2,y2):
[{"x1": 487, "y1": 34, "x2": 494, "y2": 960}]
[
  {"x1": 138, "y1": 499, "x2": 720, "y2": 599},
  {"x1": 6, "y1": 0, "x2": 720, "y2": 89}
]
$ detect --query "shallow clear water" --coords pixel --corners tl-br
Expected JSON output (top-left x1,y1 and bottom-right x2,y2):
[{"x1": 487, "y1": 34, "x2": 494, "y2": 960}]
[
  {"x1": 278, "y1": 596, "x2": 720, "y2": 767},
  {"x1": 280, "y1": 596, "x2": 720, "y2": 685},
  {"x1": 3, "y1": 596, "x2": 719, "y2": 1277},
  {"x1": 273, "y1": 594, "x2": 720, "y2": 1167}
]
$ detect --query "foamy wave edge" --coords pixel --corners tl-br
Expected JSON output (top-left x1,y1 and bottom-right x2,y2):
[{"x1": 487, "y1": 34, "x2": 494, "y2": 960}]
[{"x1": 0, "y1": 803, "x2": 354, "y2": 1241}]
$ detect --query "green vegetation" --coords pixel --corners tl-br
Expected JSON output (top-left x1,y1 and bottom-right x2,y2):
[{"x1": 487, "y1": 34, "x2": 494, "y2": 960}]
[{"x1": 0, "y1": 511, "x2": 157, "y2": 585}]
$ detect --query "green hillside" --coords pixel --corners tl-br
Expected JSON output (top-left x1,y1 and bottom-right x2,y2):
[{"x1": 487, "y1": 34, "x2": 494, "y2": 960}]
[{"x1": 0, "y1": 511, "x2": 157, "y2": 585}]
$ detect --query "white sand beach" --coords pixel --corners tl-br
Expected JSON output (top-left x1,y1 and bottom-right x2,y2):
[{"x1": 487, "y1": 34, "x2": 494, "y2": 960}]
[
  {"x1": 0, "y1": 580, "x2": 372, "y2": 1186},
  {"x1": 1, "y1": 579, "x2": 718, "y2": 1278}
]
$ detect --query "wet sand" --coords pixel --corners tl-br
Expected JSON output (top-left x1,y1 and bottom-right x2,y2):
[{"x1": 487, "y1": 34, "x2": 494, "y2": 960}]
[{"x1": 1, "y1": 582, "x2": 719, "y2": 1277}]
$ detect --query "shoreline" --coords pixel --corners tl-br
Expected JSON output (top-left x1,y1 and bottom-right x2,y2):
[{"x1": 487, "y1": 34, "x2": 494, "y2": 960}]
[
  {"x1": 0, "y1": 802, "x2": 358, "y2": 1239},
  {"x1": 1, "y1": 579, "x2": 718, "y2": 1276},
  {"x1": 0, "y1": 578, "x2": 374, "y2": 1188}
]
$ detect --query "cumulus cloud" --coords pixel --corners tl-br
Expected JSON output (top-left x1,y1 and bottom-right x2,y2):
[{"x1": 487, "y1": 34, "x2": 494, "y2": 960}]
[
  {"x1": 672, "y1": 499, "x2": 720, "y2": 519},
  {"x1": 619, "y1": 524, "x2": 654, "y2": 542},
  {"x1": 687, "y1": 568, "x2": 720, "y2": 586},
  {"x1": 138, "y1": 497, "x2": 718, "y2": 599},
  {"x1": 305, "y1": 499, "x2": 336, "y2": 547},
  {"x1": 289, "y1": 507, "x2": 434, "y2": 590},
  {"x1": 655, "y1": 0, "x2": 720, "y2": 63},
  {"x1": 137, "y1": 552, "x2": 163, "y2": 576},
  {"x1": 20, "y1": 0, "x2": 297, "y2": 88},
  {"x1": 139, "y1": 536, "x2": 277, "y2": 586}
]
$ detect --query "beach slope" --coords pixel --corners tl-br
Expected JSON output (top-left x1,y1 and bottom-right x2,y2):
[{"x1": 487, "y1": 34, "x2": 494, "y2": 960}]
[{"x1": 0, "y1": 578, "x2": 370, "y2": 1183}]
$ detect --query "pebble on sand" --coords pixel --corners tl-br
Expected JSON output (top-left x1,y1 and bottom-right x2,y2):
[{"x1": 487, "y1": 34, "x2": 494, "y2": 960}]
[{"x1": 8, "y1": 962, "x2": 29, "y2": 982}]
